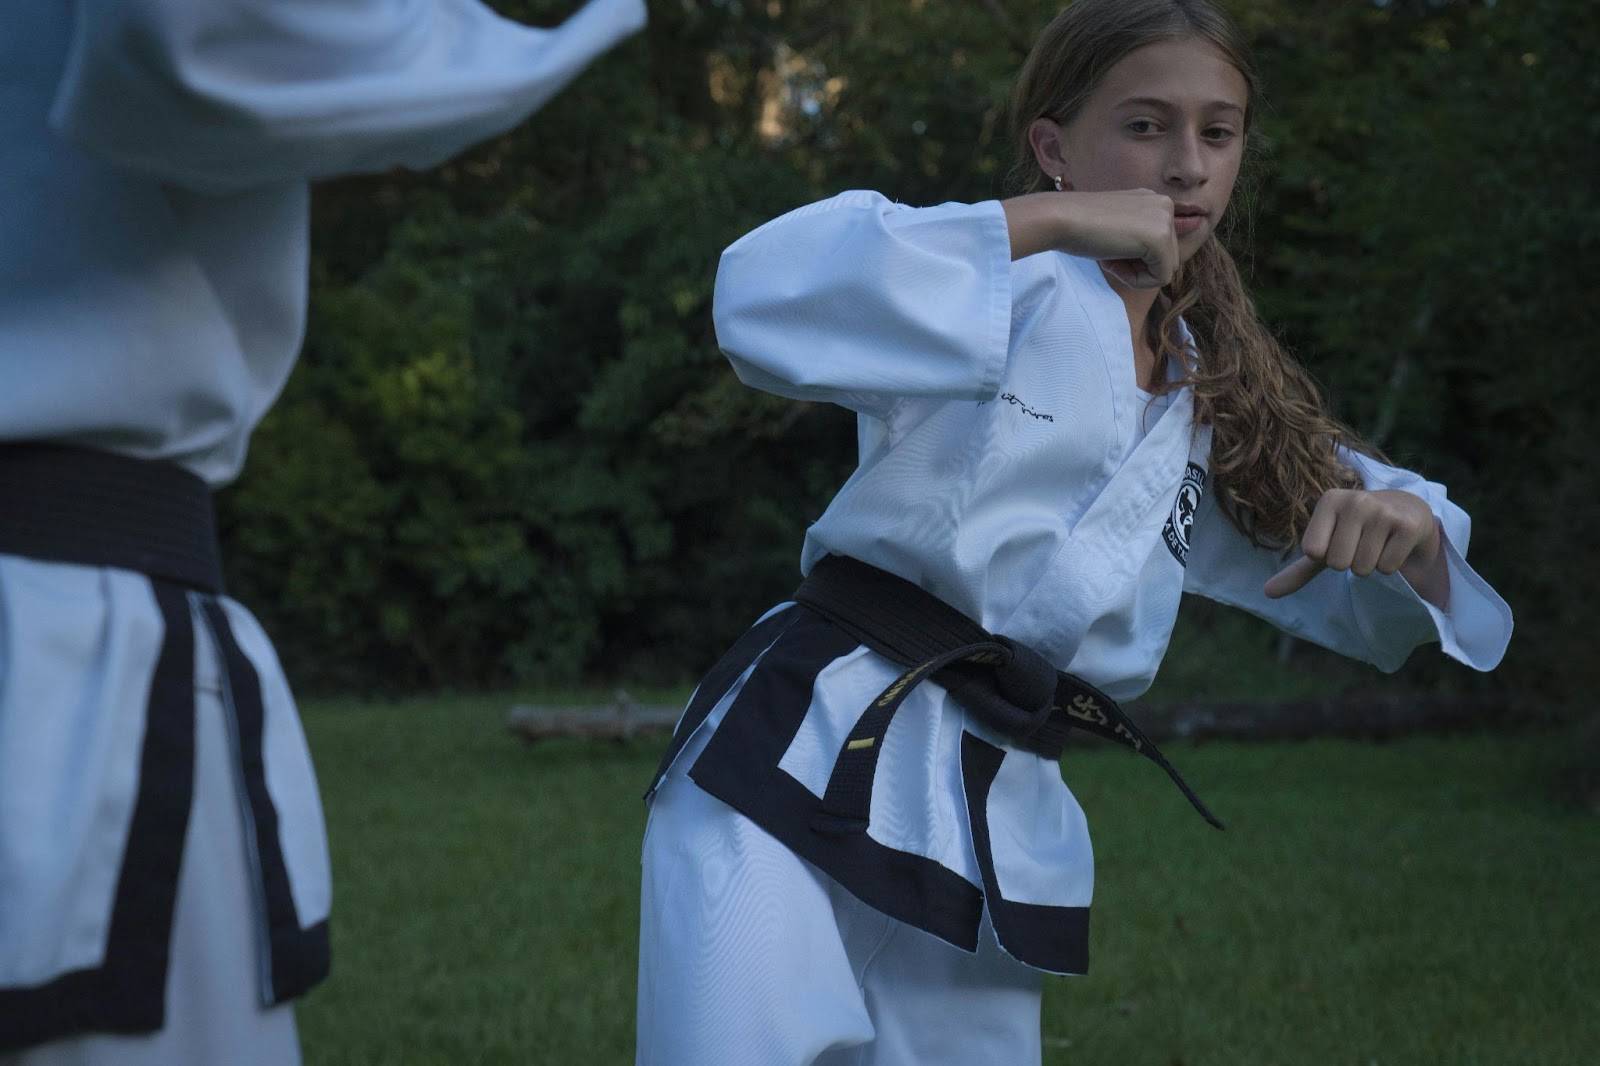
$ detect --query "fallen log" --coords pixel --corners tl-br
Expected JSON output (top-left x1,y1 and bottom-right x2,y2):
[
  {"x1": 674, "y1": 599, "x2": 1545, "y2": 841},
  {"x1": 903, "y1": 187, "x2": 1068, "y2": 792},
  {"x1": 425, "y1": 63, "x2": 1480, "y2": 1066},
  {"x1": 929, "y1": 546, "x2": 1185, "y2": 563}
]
[
  {"x1": 507, "y1": 690, "x2": 1519, "y2": 746},
  {"x1": 1114, "y1": 691, "x2": 1519, "y2": 744},
  {"x1": 506, "y1": 691, "x2": 680, "y2": 744}
]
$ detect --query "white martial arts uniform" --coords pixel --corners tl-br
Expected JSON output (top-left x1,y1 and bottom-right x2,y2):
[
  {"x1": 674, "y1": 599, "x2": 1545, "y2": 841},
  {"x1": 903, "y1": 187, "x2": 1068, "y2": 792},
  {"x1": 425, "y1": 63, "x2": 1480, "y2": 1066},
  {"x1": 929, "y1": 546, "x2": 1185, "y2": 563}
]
[
  {"x1": 636, "y1": 190, "x2": 1513, "y2": 1065},
  {"x1": 0, "y1": 1, "x2": 645, "y2": 1060}
]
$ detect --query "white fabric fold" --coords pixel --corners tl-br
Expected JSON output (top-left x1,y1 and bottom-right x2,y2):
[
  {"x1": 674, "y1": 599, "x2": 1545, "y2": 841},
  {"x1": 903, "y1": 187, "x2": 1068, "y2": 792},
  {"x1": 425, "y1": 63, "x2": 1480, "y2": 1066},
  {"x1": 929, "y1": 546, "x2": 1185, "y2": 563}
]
[{"x1": 50, "y1": 0, "x2": 647, "y2": 193}]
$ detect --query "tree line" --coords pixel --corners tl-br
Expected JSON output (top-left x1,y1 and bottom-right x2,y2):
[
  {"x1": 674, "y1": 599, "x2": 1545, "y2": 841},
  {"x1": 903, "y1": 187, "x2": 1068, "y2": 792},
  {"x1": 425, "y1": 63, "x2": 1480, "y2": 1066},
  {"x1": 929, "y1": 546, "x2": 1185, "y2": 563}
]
[{"x1": 216, "y1": 0, "x2": 1597, "y2": 713}]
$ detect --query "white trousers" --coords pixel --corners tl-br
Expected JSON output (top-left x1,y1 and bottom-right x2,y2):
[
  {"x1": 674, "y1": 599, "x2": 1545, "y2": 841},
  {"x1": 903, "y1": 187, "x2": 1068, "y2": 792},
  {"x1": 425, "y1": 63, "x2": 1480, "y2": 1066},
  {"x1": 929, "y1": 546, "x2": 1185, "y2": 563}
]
[
  {"x1": 1, "y1": 580, "x2": 302, "y2": 1066},
  {"x1": 636, "y1": 766, "x2": 1043, "y2": 1066}
]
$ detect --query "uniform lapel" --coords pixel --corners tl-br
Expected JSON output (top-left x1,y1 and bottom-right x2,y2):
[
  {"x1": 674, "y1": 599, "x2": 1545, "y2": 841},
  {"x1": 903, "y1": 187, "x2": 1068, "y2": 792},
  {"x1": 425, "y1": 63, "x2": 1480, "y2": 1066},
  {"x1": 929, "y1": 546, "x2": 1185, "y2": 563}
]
[{"x1": 999, "y1": 370, "x2": 1212, "y2": 666}]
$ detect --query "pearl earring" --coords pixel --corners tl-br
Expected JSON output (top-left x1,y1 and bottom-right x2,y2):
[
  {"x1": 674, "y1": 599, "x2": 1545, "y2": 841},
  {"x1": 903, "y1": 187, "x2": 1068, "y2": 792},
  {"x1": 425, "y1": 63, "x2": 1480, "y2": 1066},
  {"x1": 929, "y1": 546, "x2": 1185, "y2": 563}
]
[{"x1": 1052, "y1": 175, "x2": 1064, "y2": 192}]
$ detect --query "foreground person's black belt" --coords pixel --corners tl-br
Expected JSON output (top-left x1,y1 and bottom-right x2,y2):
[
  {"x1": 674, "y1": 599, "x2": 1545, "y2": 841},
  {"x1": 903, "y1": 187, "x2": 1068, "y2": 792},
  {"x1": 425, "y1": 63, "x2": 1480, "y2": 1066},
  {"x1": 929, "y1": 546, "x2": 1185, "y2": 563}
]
[
  {"x1": 794, "y1": 554, "x2": 1223, "y2": 830},
  {"x1": 0, "y1": 442, "x2": 223, "y2": 593}
]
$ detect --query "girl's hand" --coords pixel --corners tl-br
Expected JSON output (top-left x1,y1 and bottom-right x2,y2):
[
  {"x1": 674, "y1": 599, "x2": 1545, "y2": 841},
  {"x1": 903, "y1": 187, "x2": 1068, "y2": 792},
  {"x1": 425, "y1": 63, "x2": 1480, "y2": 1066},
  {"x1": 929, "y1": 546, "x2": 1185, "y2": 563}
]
[
  {"x1": 1264, "y1": 488, "x2": 1450, "y2": 608},
  {"x1": 1002, "y1": 190, "x2": 1178, "y2": 288}
]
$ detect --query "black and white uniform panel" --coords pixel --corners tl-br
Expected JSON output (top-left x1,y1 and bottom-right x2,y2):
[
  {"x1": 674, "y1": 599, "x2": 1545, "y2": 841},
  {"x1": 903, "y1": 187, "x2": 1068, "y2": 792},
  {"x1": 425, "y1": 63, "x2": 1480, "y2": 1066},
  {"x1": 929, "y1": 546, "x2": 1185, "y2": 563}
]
[{"x1": 0, "y1": 558, "x2": 324, "y2": 1061}]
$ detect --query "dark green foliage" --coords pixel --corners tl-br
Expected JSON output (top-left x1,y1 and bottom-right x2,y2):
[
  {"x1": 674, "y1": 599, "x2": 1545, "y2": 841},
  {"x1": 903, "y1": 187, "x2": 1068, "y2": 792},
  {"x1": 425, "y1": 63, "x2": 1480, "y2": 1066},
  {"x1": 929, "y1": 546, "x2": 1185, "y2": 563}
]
[
  {"x1": 217, "y1": 0, "x2": 1595, "y2": 703},
  {"x1": 1241, "y1": 0, "x2": 1600, "y2": 708}
]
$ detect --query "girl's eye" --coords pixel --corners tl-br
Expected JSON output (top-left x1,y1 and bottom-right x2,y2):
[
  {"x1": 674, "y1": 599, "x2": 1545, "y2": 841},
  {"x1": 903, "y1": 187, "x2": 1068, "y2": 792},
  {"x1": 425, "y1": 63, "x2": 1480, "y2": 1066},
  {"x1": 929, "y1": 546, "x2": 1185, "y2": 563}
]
[
  {"x1": 1203, "y1": 127, "x2": 1237, "y2": 143},
  {"x1": 1127, "y1": 120, "x2": 1160, "y2": 135}
]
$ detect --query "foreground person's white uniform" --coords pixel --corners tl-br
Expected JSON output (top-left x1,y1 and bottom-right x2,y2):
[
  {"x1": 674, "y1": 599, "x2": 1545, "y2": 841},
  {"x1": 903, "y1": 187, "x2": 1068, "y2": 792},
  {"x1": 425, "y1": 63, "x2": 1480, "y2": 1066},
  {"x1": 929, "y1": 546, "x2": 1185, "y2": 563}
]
[
  {"x1": 635, "y1": 190, "x2": 1513, "y2": 1065},
  {"x1": 0, "y1": 1, "x2": 645, "y2": 1061}
]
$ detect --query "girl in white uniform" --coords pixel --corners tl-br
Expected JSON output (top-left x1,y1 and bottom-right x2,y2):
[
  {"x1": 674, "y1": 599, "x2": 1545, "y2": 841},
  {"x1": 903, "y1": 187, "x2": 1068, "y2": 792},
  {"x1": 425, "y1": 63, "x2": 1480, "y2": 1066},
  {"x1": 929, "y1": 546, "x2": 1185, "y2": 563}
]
[
  {"x1": 0, "y1": 1, "x2": 645, "y2": 1063},
  {"x1": 635, "y1": 1, "x2": 1513, "y2": 1063}
]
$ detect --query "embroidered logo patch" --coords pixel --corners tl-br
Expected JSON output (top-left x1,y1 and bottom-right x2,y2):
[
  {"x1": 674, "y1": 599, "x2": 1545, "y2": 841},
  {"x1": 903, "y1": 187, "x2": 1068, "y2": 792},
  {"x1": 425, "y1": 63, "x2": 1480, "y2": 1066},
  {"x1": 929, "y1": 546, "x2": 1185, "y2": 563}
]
[{"x1": 1162, "y1": 462, "x2": 1206, "y2": 566}]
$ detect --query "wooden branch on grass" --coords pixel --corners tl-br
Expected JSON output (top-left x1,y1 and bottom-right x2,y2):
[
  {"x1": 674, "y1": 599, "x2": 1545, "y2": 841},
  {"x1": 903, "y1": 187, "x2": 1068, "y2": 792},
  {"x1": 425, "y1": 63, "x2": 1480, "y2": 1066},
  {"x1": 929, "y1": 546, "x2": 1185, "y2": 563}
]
[
  {"x1": 1113, "y1": 691, "x2": 1517, "y2": 745},
  {"x1": 506, "y1": 691, "x2": 680, "y2": 743},
  {"x1": 507, "y1": 689, "x2": 1516, "y2": 746}
]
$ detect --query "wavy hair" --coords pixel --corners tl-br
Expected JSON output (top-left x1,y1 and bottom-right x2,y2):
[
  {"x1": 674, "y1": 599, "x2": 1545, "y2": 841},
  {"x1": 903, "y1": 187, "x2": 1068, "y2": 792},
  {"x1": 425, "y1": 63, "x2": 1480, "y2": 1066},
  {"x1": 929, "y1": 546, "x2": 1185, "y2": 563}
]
[{"x1": 1009, "y1": 0, "x2": 1376, "y2": 550}]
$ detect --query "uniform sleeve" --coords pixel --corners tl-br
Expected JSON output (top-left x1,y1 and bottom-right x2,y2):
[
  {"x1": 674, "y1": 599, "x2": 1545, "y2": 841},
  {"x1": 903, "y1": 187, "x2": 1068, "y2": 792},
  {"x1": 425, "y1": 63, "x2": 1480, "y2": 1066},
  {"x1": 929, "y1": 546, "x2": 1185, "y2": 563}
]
[
  {"x1": 712, "y1": 189, "x2": 1014, "y2": 418},
  {"x1": 1181, "y1": 451, "x2": 1513, "y2": 672},
  {"x1": 47, "y1": 0, "x2": 646, "y2": 193}
]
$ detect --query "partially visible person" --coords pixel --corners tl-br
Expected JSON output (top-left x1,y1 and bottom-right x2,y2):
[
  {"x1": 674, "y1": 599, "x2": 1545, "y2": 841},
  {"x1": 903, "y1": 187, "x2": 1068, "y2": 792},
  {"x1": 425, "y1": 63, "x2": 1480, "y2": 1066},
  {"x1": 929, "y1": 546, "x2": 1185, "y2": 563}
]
[{"x1": 0, "y1": 2, "x2": 645, "y2": 1063}]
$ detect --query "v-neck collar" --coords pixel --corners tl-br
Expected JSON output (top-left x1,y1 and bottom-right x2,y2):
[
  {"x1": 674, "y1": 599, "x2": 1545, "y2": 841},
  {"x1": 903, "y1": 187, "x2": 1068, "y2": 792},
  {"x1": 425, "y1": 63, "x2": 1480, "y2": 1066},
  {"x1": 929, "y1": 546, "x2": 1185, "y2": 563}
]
[{"x1": 1064, "y1": 254, "x2": 1195, "y2": 441}]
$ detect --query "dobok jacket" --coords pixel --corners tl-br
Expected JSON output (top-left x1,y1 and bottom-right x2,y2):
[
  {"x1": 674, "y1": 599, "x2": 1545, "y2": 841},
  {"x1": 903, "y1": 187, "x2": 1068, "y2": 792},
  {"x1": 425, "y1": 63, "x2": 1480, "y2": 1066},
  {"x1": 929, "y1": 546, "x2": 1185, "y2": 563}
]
[{"x1": 649, "y1": 189, "x2": 1513, "y2": 974}]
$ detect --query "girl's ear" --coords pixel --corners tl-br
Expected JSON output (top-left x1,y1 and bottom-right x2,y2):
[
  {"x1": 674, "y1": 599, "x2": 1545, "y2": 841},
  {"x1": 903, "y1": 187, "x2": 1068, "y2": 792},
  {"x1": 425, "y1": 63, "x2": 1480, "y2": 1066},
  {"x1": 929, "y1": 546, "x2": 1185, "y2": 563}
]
[{"x1": 1027, "y1": 117, "x2": 1071, "y2": 189}]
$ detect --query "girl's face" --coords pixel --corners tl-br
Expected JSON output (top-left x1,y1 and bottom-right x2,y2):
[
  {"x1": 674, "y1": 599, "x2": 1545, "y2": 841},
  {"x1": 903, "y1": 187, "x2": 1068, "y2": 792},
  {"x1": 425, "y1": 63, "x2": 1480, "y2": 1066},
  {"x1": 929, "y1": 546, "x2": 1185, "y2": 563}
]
[{"x1": 1032, "y1": 37, "x2": 1250, "y2": 261}]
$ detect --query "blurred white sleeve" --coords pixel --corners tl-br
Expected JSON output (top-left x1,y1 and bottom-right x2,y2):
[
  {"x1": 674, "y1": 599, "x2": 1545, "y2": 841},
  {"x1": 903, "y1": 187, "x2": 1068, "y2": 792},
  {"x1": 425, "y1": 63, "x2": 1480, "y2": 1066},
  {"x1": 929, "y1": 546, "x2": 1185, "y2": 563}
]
[
  {"x1": 1182, "y1": 451, "x2": 1513, "y2": 672},
  {"x1": 49, "y1": 0, "x2": 647, "y2": 192},
  {"x1": 712, "y1": 189, "x2": 1014, "y2": 418}
]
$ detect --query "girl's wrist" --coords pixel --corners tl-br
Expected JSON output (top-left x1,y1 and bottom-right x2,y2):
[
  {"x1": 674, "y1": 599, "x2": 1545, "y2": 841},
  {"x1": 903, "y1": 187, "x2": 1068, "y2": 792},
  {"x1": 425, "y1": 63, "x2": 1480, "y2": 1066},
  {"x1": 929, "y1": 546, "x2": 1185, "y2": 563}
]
[
  {"x1": 1400, "y1": 518, "x2": 1449, "y2": 609},
  {"x1": 1002, "y1": 192, "x2": 1075, "y2": 260}
]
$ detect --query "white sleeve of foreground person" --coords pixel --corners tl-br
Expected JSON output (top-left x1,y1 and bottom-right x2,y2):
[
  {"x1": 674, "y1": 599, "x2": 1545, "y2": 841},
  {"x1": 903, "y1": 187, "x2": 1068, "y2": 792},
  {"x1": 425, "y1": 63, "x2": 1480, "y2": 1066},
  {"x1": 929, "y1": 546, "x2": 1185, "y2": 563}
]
[{"x1": 49, "y1": 0, "x2": 648, "y2": 192}]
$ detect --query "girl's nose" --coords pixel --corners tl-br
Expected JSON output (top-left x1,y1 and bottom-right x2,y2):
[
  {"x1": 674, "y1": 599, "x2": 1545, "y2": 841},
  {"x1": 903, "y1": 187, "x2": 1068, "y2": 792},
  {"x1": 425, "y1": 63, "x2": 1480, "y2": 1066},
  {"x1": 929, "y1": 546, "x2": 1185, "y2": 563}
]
[{"x1": 1165, "y1": 130, "x2": 1208, "y2": 188}]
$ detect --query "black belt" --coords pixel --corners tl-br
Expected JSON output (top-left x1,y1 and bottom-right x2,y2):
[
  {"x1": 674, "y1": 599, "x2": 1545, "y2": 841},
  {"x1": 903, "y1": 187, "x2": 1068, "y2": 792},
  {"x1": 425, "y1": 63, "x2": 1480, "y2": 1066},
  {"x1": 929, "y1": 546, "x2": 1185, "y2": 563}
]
[
  {"x1": 0, "y1": 442, "x2": 224, "y2": 593},
  {"x1": 794, "y1": 555, "x2": 1222, "y2": 830}
]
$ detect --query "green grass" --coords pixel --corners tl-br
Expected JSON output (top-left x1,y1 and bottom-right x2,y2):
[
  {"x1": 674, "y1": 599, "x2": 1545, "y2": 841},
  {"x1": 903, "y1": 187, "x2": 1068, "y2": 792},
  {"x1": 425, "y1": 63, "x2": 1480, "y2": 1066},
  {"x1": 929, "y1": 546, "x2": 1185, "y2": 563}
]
[{"x1": 296, "y1": 695, "x2": 1599, "y2": 1066}]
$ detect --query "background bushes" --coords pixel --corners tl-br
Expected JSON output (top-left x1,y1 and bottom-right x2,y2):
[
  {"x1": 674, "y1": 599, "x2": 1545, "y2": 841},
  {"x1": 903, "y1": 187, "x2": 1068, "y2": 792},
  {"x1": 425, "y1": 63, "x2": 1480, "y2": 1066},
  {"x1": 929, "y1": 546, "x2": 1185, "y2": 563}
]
[{"x1": 217, "y1": 0, "x2": 1596, "y2": 706}]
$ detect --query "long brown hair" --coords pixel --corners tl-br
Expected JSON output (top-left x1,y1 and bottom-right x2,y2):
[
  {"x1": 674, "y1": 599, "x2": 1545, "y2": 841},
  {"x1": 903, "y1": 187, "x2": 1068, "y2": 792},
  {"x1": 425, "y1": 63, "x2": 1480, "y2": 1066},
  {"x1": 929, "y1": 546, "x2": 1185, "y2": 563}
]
[{"x1": 1009, "y1": 0, "x2": 1374, "y2": 550}]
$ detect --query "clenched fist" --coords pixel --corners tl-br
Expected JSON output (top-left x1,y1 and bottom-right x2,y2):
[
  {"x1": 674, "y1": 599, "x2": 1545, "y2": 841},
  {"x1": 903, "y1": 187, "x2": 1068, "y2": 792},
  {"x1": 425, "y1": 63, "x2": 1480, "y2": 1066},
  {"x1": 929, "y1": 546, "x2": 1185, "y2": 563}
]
[
  {"x1": 1002, "y1": 189, "x2": 1179, "y2": 288},
  {"x1": 1264, "y1": 488, "x2": 1449, "y2": 608}
]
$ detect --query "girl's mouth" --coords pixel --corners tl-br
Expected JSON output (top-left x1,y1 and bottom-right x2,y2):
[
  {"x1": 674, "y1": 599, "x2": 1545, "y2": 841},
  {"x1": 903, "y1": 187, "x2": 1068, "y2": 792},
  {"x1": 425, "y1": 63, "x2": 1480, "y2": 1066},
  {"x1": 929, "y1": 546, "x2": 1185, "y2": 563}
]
[{"x1": 1173, "y1": 204, "x2": 1208, "y2": 237}]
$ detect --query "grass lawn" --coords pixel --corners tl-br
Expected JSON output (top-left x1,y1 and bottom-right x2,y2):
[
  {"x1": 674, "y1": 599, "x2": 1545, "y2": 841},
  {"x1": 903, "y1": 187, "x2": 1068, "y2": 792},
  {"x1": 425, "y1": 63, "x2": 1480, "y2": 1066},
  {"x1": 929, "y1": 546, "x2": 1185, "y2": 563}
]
[{"x1": 296, "y1": 694, "x2": 1599, "y2": 1065}]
